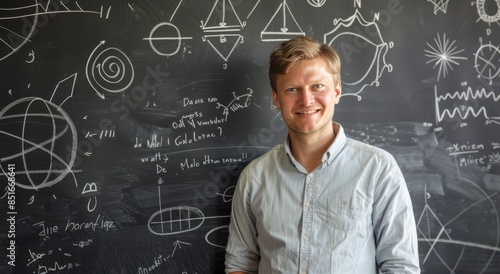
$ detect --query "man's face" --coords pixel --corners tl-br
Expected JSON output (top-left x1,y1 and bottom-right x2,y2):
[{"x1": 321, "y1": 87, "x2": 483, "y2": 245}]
[{"x1": 273, "y1": 57, "x2": 341, "y2": 137}]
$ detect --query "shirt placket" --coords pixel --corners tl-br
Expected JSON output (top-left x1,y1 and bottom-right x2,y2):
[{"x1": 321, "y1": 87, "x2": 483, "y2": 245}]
[{"x1": 299, "y1": 174, "x2": 316, "y2": 274}]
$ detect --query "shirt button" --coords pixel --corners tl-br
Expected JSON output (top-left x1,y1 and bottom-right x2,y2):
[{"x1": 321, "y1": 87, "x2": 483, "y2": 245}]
[{"x1": 303, "y1": 235, "x2": 309, "y2": 241}]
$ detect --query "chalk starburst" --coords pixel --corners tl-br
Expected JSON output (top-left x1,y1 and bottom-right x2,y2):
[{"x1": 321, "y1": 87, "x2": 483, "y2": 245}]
[{"x1": 425, "y1": 33, "x2": 468, "y2": 81}]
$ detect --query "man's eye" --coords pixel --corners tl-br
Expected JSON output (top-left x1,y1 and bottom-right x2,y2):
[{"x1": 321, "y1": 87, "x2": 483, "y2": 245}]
[
  {"x1": 286, "y1": 88, "x2": 298, "y2": 92},
  {"x1": 314, "y1": 84, "x2": 324, "y2": 89}
]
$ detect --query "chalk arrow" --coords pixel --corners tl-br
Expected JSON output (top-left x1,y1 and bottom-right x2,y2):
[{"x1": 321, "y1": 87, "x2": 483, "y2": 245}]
[{"x1": 171, "y1": 240, "x2": 191, "y2": 257}]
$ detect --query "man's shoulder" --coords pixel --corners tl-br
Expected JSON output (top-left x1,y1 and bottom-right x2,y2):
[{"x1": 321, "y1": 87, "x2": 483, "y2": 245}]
[
  {"x1": 238, "y1": 144, "x2": 285, "y2": 185},
  {"x1": 247, "y1": 144, "x2": 285, "y2": 168},
  {"x1": 344, "y1": 137, "x2": 395, "y2": 161}
]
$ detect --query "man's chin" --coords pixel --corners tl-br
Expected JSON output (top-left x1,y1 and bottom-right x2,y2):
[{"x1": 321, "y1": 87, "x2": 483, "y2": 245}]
[
  {"x1": 288, "y1": 123, "x2": 332, "y2": 136},
  {"x1": 290, "y1": 127, "x2": 318, "y2": 135}
]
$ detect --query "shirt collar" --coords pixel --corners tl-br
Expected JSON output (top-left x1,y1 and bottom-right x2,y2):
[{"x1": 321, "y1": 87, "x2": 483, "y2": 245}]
[
  {"x1": 284, "y1": 122, "x2": 347, "y2": 171},
  {"x1": 324, "y1": 122, "x2": 346, "y2": 165}
]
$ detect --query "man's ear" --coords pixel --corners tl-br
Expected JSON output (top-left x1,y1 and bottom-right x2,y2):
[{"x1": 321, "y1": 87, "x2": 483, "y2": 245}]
[
  {"x1": 333, "y1": 81, "x2": 342, "y2": 104},
  {"x1": 272, "y1": 90, "x2": 281, "y2": 110}
]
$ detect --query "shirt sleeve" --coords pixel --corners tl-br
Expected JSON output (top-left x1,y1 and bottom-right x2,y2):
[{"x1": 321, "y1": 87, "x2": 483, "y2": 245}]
[
  {"x1": 372, "y1": 155, "x2": 421, "y2": 274},
  {"x1": 225, "y1": 168, "x2": 260, "y2": 274}
]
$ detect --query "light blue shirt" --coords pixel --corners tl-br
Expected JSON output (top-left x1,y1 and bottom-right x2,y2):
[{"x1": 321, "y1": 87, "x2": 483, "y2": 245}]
[{"x1": 225, "y1": 123, "x2": 420, "y2": 274}]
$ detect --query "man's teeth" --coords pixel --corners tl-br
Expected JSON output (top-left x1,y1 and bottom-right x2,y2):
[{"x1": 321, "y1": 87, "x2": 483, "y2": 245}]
[{"x1": 299, "y1": 110, "x2": 317, "y2": 114}]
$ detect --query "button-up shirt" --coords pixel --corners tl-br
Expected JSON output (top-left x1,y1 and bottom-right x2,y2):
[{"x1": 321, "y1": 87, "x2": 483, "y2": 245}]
[{"x1": 225, "y1": 123, "x2": 420, "y2": 273}]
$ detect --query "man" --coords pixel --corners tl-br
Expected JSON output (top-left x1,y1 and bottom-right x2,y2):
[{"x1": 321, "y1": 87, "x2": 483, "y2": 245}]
[{"x1": 225, "y1": 36, "x2": 420, "y2": 273}]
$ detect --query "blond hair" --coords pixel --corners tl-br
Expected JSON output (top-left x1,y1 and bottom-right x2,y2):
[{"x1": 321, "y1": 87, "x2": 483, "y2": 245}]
[{"x1": 269, "y1": 36, "x2": 341, "y2": 91}]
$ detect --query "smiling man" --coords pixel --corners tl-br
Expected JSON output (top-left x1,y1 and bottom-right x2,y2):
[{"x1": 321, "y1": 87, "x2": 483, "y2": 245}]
[{"x1": 225, "y1": 36, "x2": 420, "y2": 274}]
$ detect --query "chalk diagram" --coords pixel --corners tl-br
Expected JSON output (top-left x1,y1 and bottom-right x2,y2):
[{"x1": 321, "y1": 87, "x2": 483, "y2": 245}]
[
  {"x1": 147, "y1": 180, "x2": 232, "y2": 248},
  {"x1": 143, "y1": 0, "x2": 193, "y2": 58},
  {"x1": 0, "y1": 0, "x2": 105, "y2": 62},
  {"x1": 200, "y1": 0, "x2": 246, "y2": 63},
  {"x1": 474, "y1": 38, "x2": 500, "y2": 85},
  {"x1": 143, "y1": 22, "x2": 193, "y2": 57},
  {"x1": 434, "y1": 85, "x2": 500, "y2": 126},
  {"x1": 307, "y1": 0, "x2": 327, "y2": 8},
  {"x1": 415, "y1": 178, "x2": 500, "y2": 273},
  {"x1": 217, "y1": 185, "x2": 235, "y2": 202},
  {"x1": 147, "y1": 178, "x2": 201, "y2": 236},
  {"x1": 216, "y1": 88, "x2": 254, "y2": 121},
  {"x1": 427, "y1": 0, "x2": 450, "y2": 14},
  {"x1": 324, "y1": 8, "x2": 393, "y2": 100},
  {"x1": 0, "y1": 74, "x2": 78, "y2": 191},
  {"x1": 0, "y1": 1, "x2": 37, "y2": 62},
  {"x1": 472, "y1": 0, "x2": 500, "y2": 26},
  {"x1": 261, "y1": 0, "x2": 304, "y2": 42},
  {"x1": 85, "y1": 41, "x2": 135, "y2": 99},
  {"x1": 149, "y1": 205, "x2": 206, "y2": 236},
  {"x1": 425, "y1": 33, "x2": 468, "y2": 81}
]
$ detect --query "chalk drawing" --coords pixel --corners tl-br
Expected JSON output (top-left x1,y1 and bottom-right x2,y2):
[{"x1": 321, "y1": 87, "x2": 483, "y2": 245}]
[
  {"x1": 324, "y1": 9, "x2": 393, "y2": 100},
  {"x1": 144, "y1": 22, "x2": 193, "y2": 57},
  {"x1": 85, "y1": 41, "x2": 135, "y2": 99},
  {"x1": 261, "y1": 0, "x2": 304, "y2": 42},
  {"x1": 425, "y1": 33, "x2": 468, "y2": 81}
]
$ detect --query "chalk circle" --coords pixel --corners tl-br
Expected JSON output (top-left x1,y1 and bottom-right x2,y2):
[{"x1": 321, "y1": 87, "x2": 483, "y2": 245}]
[
  {"x1": 476, "y1": 0, "x2": 500, "y2": 23},
  {"x1": 146, "y1": 22, "x2": 183, "y2": 57},
  {"x1": 0, "y1": 97, "x2": 77, "y2": 190},
  {"x1": 475, "y1": 43, "x2": 500, "y2": 81}
]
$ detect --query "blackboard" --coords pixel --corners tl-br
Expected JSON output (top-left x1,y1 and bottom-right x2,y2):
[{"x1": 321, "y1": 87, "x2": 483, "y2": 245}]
[{"x1": 1, "y1": 0, "x2": 499, "y2": 273}]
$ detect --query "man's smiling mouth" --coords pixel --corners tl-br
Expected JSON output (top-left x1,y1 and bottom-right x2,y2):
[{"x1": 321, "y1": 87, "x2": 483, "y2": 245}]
[{"x1": 297, "y1": 110, "x2": 319, "y2": 115}]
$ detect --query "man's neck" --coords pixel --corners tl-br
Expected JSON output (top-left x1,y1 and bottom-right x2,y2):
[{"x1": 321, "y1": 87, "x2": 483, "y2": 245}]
[{"x1": 289, "y1": 124, "x2": 337, "y2": 173}]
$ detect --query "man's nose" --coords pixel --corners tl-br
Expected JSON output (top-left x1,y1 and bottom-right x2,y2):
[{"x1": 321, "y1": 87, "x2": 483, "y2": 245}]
[{"x1": 300, "y1": 89, "x2": 315, "y2": 106}]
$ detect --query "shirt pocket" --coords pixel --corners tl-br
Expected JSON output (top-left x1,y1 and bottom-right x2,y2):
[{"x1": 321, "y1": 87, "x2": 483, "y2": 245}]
[{"x1": 325, "y1": 197, "x2": 361, "y2": 231}]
